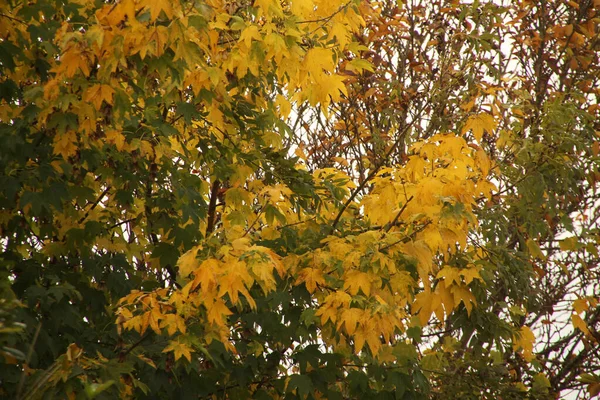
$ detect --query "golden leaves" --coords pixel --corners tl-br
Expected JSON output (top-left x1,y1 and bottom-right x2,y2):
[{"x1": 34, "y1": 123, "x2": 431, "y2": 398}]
[
  {"x1": 462, "y1": 113, "x2": 497, "y2": 141},
  {"x1": 53, "y1": 130, "x2": 78, "y2": 159},
  {"x1": 513, "y1": 326, "x2": 536, "y2": 362},
  {"x1": 342, "y1": 270, "x2": 374, "y2": 296},
  {"x1": 83, "y1": 84, "x2": 115, "y2": 110},
  {"x1": 55, "y1": 47, "x2": 92, "y2": 78},
  {"x1": 163, "y1": 340, "x2": 192, "y2": 362},
  {"x1": 177, "y1": 245, "x2": 202, "y2": 278},
  {"x1": 295, "y1": 268, "x2": 325, "y2": 293}
]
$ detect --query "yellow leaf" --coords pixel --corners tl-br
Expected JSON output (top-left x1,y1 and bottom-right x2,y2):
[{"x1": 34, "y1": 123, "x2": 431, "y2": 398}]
[
  {"x1": 573, "y1": 298, "x2": 589, "y2": 314},
  {"x1": 304, "y1": 47, "x2": 335, "y2": 73},
  {"x1": 191, "y1": 258, "x2": 220, "y2": 292},
  {"x1": 559, "y1": 237, "x2": 579, "y2": 251},
  {"x1": 338, "y1": 308, "x2": 363, "y2": 335},
  {"x1": 145, "y1": 0, "x2": 173, "y2": 21},
  {"x1": 83, "y1": 84, "x2": 115, "y2": 110},
  {"x1": 328, "y1": 22, "x2": 350, "y2": 49},
  {"x1": 315, "y1": 302, "x2": 338, "y2": 325},
  {"x1": 401, "y1": 240, "x2": 433, "y2": 284},
  {"x1": 526, "y1": 238, "x2": 546, "y2": 260},
  {"x1": 206, "y1": 298, "x2": 233, "y2": 327},
  {"x1": 343, "y1": 270, "x2": 372, "y2": 296},
  {"x1": 462, "y1": 113, "x2": 497, "y2": 141},
  {"x1": 476, "y1": 148, "x2": 491, "y2": 176},
  {"x1": 53, "y1": 130, "x2": 78, "y2": 159},
  {"x1": 239, "y1": 25, "x2": 261, "y2": 48},
  {"x1": 513, "y1": 326, "x2": 535, "y2": 362},
  {"x1": 275, "y1": 94, "x2": 292, "y2": 118},
  {"x1": 353, "y1": 325, "x2": 382, "y2": 355},
  {"x1": 460, "y1": 266, "x2": 482, "y2": 285},
  {"x1": 217, "y1": 260, "x2": 255, "y2": 308},
  {"x1": 57, "y1": 48, "x2": 90, "y2": 78},
  {"x1": 450, "y1": 285, "x2": 476, "y2": 315},
  {"x1": 177, "y1": 245, "x2": 201, "y2": 278},
  {"x1": 437, "y1": 266, "x2": 461, "y2": 285},
  {"x1": 160, "y1": 314, "x2": 187, "y2": 336},
  {"x1": 572, "y1": 314, "x2": 591, "y2": 336},
  {"x1": 163, "y1": 340, "x2": 193, "y2": 362},
  {"x1": 295, "y1": 267, "x2": 325, "y2": 293}
]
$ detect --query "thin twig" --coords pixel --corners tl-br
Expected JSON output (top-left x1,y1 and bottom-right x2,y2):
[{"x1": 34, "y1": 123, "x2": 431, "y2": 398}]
[
  {"x1": 384, "y1": 195, "x2": 414, "y2": 232},
  {"x1": 330, "y1": 122, "x2": 414, "y2": 233},
  {"x1": 78, "y1": 186, "x2": 111, "y2": 224},
  {"x1": 16, "y1": 322, "x2": 42, "y2": 399}
]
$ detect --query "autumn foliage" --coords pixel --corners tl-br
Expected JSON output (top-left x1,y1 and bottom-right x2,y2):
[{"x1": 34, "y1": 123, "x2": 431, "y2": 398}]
[{"x1": 1, "y1": 0, "x2": 600, "y2": 399}]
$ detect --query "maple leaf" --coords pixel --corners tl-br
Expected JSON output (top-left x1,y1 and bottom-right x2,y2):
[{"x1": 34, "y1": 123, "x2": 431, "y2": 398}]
[
  {"x1": 513, "y1": 326, "x2": 535, "y2": 362},
  {"x1": 338, "y1": 308, "x2": 364, "y2": 335},
  {"x1": 295, "y1": 267, "x2": 325, "y2": 293},
  {"x1": 160, "y1": 314, "x2": 187, "y2": 336},
  {"x1": 163, "y1": 339, "x2": 193, "y2": 362},
  {"x1": 572, "y1": 314, "x2": 591, "y2": 337},
  {"x1": 315, "y1": 302, "x2": 338, "y2": 325},
  {"x1": 83, "y1": 84, "x2": 115, "y2": 110},
  {"x1": 462, "y1": 113, "x2": 497, "y2": 141},
  {"x1": 239, "y1": 25, "x2": 261, "y2": 48},
  {"x1": 145, "y1": 0, "x2": 173, "y2": 22},
  {"x1": 191, "y1": 259, "x2": 220, "y2": 292},
  {"x1": 206, "y1": 298, "x2": 233, "y2": 327},
  {"x1": 343, "y1": 270, "x2": 372, "y2": 296},
  {"x1": 353, "y1": 325, "x2": 382, "y2": 355},
  {"x1": 460, "y1": 266, "x2": 482, "y2": 285},
  {"x1": 573, "y1": 298, "x2": 589, "y2": 314},
  {"x1": 304, "y1": 47, "x2": 335, "y2": 73},
  {"x1": 177, "y1": 245, "x2": 201, "y2": 277},
  {"x1": 57, "y1": 48, "x2": 91, "y2": 78},
  {"x1": 450, "y1": 284, "x2": 476, "y2": 315},
  {"x1": 437, "y1": 266, "x2": 462, "y2": 285},
  {"x1": 53, "y1": 130, "x2": 78, "y2": 159}
]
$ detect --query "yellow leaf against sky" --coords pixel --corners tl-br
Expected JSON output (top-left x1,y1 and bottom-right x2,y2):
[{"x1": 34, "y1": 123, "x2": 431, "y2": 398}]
[
  {"x1": 462, "y1": 113, "x2": 497, "y2": 142},
  {"x1": 163, "y1": 339, "x2": 192, "y2": 362},
  {"x1": 572, "y1": 314, "x2": 591, "y2": 337},
  {"x1": 513, "y1": 326, "x2": 535, "y2": 362},
  {"x1": 573, "y1": 298, "x2": 589, "y2": 314}
]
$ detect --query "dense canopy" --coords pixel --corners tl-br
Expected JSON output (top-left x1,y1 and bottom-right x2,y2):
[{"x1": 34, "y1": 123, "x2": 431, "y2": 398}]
[{"x1": 1, "y1": 0, "x2": 599, "y2": 399}]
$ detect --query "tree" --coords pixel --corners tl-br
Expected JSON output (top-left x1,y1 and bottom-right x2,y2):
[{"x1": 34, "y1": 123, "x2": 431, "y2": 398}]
[{"x1": 0, "y1": 0, "x2": 598, "y2": 399}]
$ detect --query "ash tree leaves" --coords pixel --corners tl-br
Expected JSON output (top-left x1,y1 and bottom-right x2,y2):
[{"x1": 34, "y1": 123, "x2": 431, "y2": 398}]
[{"x1": 1, "y1": 0, "x2": 600, "y2": 399}]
